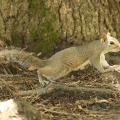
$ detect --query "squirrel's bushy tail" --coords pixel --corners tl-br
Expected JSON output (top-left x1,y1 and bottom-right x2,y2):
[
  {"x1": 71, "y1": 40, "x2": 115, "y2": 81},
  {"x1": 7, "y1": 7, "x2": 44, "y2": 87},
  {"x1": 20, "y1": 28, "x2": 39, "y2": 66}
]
[{"x1": 0, "y1": 48, "x2": 47, "y2": 70}]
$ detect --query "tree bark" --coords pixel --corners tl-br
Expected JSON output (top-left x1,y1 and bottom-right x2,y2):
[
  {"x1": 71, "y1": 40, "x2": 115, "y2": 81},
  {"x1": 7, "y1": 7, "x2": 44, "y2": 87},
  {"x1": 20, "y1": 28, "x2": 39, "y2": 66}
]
[{"x1": 0, "y1": 0, "x2": 120, "y2": 55}]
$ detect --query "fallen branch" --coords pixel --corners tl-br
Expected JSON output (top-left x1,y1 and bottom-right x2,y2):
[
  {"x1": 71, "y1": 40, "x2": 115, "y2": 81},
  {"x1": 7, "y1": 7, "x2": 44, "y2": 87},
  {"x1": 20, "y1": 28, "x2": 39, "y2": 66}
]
[{"x1": 19, "y1": 83, "x2": 120, "y2": 99}]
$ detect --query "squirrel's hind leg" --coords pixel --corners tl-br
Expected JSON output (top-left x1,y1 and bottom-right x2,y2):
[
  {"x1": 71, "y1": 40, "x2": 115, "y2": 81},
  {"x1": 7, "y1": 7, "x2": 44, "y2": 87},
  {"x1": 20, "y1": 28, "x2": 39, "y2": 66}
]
[{"x1": 37, "y1": 70, "x2": 52, "y2": 87}]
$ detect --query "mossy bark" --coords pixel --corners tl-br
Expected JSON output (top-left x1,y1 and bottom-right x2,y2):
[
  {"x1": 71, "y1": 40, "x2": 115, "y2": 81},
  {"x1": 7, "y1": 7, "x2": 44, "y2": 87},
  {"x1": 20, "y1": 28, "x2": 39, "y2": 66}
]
[{"x1": 0, "y1": 0, "x2": 120, "y2": 56}]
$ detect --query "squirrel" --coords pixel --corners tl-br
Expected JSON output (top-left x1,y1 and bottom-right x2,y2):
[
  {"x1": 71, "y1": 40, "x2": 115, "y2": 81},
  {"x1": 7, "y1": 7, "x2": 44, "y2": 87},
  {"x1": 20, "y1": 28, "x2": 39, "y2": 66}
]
[{"x1": 0, "y1": 32, "x2": 119, "y2": 87}]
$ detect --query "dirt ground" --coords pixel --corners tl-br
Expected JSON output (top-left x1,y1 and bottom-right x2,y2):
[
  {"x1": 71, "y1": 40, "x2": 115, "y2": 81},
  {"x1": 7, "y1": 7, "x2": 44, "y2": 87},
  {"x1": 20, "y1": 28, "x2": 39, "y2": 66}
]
[{"x1": 0, "y1": 63, "x2": 120, "y2": 120}]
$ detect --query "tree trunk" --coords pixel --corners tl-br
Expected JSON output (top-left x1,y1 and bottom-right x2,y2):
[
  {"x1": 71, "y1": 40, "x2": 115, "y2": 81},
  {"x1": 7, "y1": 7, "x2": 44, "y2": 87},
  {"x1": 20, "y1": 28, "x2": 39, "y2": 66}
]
[{"x1": 0, "y1": 0, "x2": 120, "y2": 55}]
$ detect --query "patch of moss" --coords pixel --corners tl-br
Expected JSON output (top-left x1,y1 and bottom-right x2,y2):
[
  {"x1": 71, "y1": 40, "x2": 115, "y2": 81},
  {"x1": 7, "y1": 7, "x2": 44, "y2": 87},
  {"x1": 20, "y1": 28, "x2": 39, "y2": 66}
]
[
  {"x1": 28, "y1": 0, "x2": 60, "y2": 56},
  {"x1": 11, "y1": 32, "x2": 22, "y2": 47},
  {"x1": 28, "y1": 0, "x2": 47, "y2": 18},
  {"x1": 30, "y1": 19, "x2": 59, "y2": 56}
]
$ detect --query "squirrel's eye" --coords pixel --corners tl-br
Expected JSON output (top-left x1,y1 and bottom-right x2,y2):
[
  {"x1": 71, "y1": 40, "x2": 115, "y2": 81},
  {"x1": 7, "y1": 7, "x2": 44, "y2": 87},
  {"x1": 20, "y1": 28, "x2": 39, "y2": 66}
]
[{"x1": 110, "y1": 41, "x2": 115, "y2": 45}]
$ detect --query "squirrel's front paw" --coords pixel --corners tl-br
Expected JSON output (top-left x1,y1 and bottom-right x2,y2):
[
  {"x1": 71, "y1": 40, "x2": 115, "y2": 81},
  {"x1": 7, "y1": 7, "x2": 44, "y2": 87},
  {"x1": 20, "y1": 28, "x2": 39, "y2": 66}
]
[
  {"x1": 110, "y1": 65, "x2": 120, "y2": 72},
  {"x1": 103, "y1": 67, "x2": 115, "y2": 73},
  {"x1": 39, "y1": 77, "x2": 51, "y2": 88}
]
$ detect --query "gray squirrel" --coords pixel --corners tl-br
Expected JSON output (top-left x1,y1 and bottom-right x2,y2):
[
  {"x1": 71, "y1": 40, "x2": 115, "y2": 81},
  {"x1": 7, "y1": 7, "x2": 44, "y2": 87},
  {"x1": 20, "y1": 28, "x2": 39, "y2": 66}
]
[{"x1": 0, "y1": 32, "x2": 120, "y2": 87}]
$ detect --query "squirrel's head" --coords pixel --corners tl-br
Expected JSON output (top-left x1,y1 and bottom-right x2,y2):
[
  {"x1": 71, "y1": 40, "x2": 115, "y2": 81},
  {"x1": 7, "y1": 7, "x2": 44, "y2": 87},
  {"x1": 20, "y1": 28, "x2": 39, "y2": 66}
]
[{"x1": 101, "y1": 32, "x2": 120, "y2": 53}]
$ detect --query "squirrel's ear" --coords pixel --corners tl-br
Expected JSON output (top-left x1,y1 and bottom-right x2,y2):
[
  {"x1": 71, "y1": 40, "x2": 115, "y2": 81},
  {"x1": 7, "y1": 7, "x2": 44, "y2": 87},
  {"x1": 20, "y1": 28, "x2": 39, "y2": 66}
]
[
  {"x1": 106, "y1": 32, "x2": 111, "y2": 37},
  {"x1": 100, "y1": 33, "x2": 107, "y2": 43}
]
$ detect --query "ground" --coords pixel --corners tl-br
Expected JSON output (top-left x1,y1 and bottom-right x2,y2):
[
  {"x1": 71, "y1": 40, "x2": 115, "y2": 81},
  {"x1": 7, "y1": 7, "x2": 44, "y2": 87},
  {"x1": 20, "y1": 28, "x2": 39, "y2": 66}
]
[{"x1": 0, "y1": 63, "x2": 120, "y2": 120}]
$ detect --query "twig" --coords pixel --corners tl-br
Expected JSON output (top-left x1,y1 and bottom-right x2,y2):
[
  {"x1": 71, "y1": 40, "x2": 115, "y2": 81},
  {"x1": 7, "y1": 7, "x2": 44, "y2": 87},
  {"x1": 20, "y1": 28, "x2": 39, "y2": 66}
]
[{"x1": 43, "y1": 108, "x2": 81, "y2": 117}]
